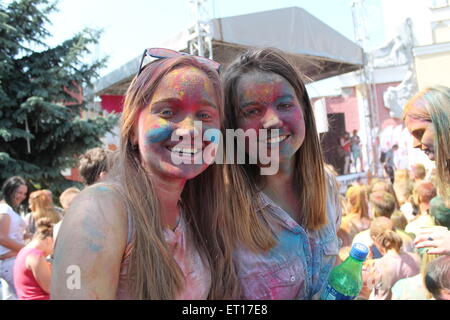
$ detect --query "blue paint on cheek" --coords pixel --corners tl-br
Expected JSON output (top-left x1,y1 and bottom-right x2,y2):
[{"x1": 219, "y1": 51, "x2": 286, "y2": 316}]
[
  {"x1": 146, "y1": 126, "x2": 173, "y2": 143},
  {"x1": 204, "y1": 128, "x2": 221, "y2": 144},
  {"x1": 281, "y1": 144, "x2": 295, "y2": 156}
]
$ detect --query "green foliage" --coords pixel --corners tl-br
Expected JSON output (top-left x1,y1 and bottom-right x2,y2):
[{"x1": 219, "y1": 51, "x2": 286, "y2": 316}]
[{"x1": 0, "y1": 0, "x2": 118, "y2": 195}]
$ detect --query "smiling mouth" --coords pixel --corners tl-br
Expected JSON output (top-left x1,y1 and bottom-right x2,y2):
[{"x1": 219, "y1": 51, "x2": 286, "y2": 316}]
[
  {"x1": 167, "y1": 146, "x2": 202, "y2": 156},
  {"x1": 261, "y1": 135, "x2": 289, "y2": 144}
]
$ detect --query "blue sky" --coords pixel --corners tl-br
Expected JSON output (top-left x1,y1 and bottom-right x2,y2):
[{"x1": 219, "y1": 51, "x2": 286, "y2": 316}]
[{"x1": 44, "y1": 0, "x2": 385, "y2": 76}]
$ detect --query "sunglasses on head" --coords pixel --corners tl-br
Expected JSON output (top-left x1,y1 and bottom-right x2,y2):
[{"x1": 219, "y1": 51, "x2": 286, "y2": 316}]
[{"x1": 136, "y1": 47, "x2": 221, "y2": 77}]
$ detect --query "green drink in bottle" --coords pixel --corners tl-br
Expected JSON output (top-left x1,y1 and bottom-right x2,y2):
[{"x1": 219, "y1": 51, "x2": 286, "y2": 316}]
[{"x1": 320, "y1": 243, "x2": 369, "y2": 300}]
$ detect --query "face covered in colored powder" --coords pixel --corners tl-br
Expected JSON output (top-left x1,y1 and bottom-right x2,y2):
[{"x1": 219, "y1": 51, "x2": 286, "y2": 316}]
[
  {"x1": 235, "y1": 71, "x2": 306, "y2": 168},
  {"x1": 404, "y1": 102, "x2": 436, "y2": 161},
  {"x1": 136, "y1": 65, "x2": 220, "y2": 179}
]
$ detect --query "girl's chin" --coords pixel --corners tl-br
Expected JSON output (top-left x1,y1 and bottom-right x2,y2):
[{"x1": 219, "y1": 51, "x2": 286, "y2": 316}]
[{"x1": 155, "y1": 162, "x2": 209, "y2": 180}]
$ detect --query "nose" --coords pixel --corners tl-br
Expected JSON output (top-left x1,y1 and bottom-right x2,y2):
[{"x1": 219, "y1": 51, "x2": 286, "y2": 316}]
[
  {"x1": 173, "y1": 116, "x2": 201, "y2": 141},
  {"x1": 262, "y1": 109, "x2": 283, "y2": 129}
]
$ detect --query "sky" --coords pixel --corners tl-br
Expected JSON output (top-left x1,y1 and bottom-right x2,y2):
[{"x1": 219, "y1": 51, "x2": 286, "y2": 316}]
[{"x1": 43, "y1": 0, "x2": 386, "y2": 77}]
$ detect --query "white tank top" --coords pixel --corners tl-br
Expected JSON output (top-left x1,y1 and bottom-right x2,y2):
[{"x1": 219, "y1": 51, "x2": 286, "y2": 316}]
[{"x1": 0, "y1": 202, "x2": 26, "y2": 255}]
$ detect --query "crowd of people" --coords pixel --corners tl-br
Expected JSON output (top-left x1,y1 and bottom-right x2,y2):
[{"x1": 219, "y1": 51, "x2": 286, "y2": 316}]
[
  {"x1": 339, "y1": 130, "x2": 364, "y2": 175},
  {"x1": 338, "y1": 169, "x2": 449, "y2": 299},
  {"x1": 0, "y1": 47, "x2": 449, "y2": 300},
  {"x1": 0, "y1": 147, "x2": 108, "y2": 300}
]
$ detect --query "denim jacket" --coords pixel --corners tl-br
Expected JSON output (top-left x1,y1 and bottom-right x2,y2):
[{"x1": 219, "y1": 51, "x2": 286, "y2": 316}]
[{"x1": 234, "y1": 175, "x2": 342, "y2": 300}]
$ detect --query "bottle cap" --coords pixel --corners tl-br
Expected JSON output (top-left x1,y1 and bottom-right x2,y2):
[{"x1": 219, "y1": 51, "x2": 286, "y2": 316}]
[{"x1": 350, "y1": 243, "x2": 369, "y2": 261}]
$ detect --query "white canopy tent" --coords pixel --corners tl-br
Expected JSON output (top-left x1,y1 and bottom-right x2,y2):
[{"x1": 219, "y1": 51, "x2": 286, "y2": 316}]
[{"x1": 94, "y1": 7, "x2": 363, "y2": 96}]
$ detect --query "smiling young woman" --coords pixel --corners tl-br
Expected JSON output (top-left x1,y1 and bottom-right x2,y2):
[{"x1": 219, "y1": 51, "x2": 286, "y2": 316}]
[
  {"x1": 0, "y1": 176, "x2": 28, "y2": 300},
  {"x1": 51, "y1": 52, "x2": 239, "y2": 300},
  {"x1": 403, "y1": 85, "x2": 450, "y2": 206},
  {"x1": 222, "y1": 48, "x2": 342, "y2": 300}
]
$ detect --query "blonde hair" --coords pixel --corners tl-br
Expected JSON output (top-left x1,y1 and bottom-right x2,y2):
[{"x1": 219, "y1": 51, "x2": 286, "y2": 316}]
[
  {"x1": 403, "y1": 86, "x2": 450, "y2": 206},
  {"x1": 420, "y1": 253, "x2": 440, "y2": 300},
  {"x1": 222, "y1": 47, "x2": 329, "y2": 252},
  {"x1": 110, "y1": 55, "x2": 238, "y2": 299},
  {"x1": 345, "y1": 185, "x2": 369, "y2": 219},
  {"x1": 59, "y1": 187, "x2": 80, "y2": 210},
  {"x1": 394, "y1": 169, "x2": 410, "y2": 183},
  {"x1": 393, "y1": 181, "x2": 413, "y2": 206},
  {"x1": 411, "y1": 163, "x2": 426, "y2": 180},
  {"x1": 390, "y1": 210, "x2": 408, "y2": 230},
  {"x1": 376, "y1": 230, "x2": 403, "y2": 253},
  {"x1": 29, "y1": 190, "x2": 60, "y2": 224}
]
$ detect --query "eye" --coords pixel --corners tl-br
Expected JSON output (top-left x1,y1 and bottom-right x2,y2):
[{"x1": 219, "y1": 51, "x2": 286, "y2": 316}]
[
  {"x1": 278, "y1": 103, "x2": 293, "y2": 110},
  {"x1": 159, "y1": 109, "x2": 174, "y2": 117},
  {"x1": 412, "y1": 129, "x2": 424, "y2": 140},
  {"x1": 243, "y1": 108, "x2": 261, "y2": 117},
  {"x1": 197, "y1": 112, "x2": 212, "y2": 120}
]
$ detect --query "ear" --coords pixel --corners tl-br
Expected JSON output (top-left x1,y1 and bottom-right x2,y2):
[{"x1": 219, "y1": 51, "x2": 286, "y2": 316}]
[
  {"x1": 99, "y1": 171, "x2": 107, "y2": 181},
  {"x1": 439, "y1": 289, "x2": 450, "y2": 300}
]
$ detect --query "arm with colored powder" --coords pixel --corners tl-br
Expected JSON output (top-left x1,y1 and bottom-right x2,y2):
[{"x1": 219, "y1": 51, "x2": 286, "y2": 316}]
[{"x1": 50, "y1": 185, "x2": 128, "y2": 299}]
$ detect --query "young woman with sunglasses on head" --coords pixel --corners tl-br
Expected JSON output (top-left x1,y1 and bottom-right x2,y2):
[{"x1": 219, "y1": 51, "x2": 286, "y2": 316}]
[
  {"x1": 51, "y1": 48, "x2": 239, "y2": 299},
  {"x1": 222, "y1": 48, "x2": 342, "y2": 300}
]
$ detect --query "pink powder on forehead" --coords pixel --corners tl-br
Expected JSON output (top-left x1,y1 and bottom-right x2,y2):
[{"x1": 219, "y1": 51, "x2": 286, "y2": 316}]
[
  {"x1": 169, "y1": 66, "x2": 209, "y2": 87},
  {"x1": 164, "y1": 67, "x2": 211, "y2": 91},
  {"x1": 240, "y1": 80, "x2": 287, "y2": 105}
]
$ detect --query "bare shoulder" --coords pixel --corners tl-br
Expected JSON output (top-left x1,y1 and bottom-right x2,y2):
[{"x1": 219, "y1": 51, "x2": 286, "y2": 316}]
[
  {"x1": 61, "y1": 183, "x2": 128, "y2": 231},
  {"x1": 26, "y1": 250, "x2": 46, "y2": 268},
  {"x1": 51, "y1": 182, "x2": 129, "y2": 299}
]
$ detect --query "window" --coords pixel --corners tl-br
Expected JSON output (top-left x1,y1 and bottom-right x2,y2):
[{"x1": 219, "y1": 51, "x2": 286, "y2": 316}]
[
  {"x1": 432, "y1": 20, "x2": 450, "y2": 43},
  {"x1": 431, "y1": 0, "x2": 450, "y2": 9}
]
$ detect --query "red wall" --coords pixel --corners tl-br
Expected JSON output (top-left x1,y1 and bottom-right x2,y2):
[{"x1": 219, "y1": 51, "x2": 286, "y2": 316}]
[
  {"x1": 374, "y1": 82, "x2": 403, "y2": 130},
  {"x1": 324, "y1": 87, "x2": 359, "y2": 133},
  {"x1": 312, "y1": 82, "x2": 403, "y2": 132}
]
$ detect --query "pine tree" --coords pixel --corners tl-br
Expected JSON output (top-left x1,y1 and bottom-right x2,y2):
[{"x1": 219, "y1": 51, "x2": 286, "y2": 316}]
[{"x1": 0, "y1": 0, "x2": 118, "y2": 194}]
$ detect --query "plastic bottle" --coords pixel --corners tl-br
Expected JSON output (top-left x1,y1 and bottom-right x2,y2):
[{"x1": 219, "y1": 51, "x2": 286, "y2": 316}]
[{"x1": 320, "y1": 242, "x2": 369, "y2": 300}]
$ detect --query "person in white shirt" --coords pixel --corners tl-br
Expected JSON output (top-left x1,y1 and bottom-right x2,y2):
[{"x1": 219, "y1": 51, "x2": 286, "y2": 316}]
[{"x1": 0, "y1": 176, "x2": 28, "y2": 300}]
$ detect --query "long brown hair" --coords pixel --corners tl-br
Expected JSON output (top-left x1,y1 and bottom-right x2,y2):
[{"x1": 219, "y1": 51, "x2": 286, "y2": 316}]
[
  {"x1": 345, "y1": 185, "x2": 369, "y2": 219},
  {"x1": 222, "y1": 47, "x2": 329, "y2": 252},
  {"x1": 403, "y1": 86, "x2": 450, "y2": 206},
  {"x1": 108, "y1": 55, "x2": 238, "y2": 299},
  {"x1": 29, "y1": 190, "x2": 60, "y2": 224}
]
